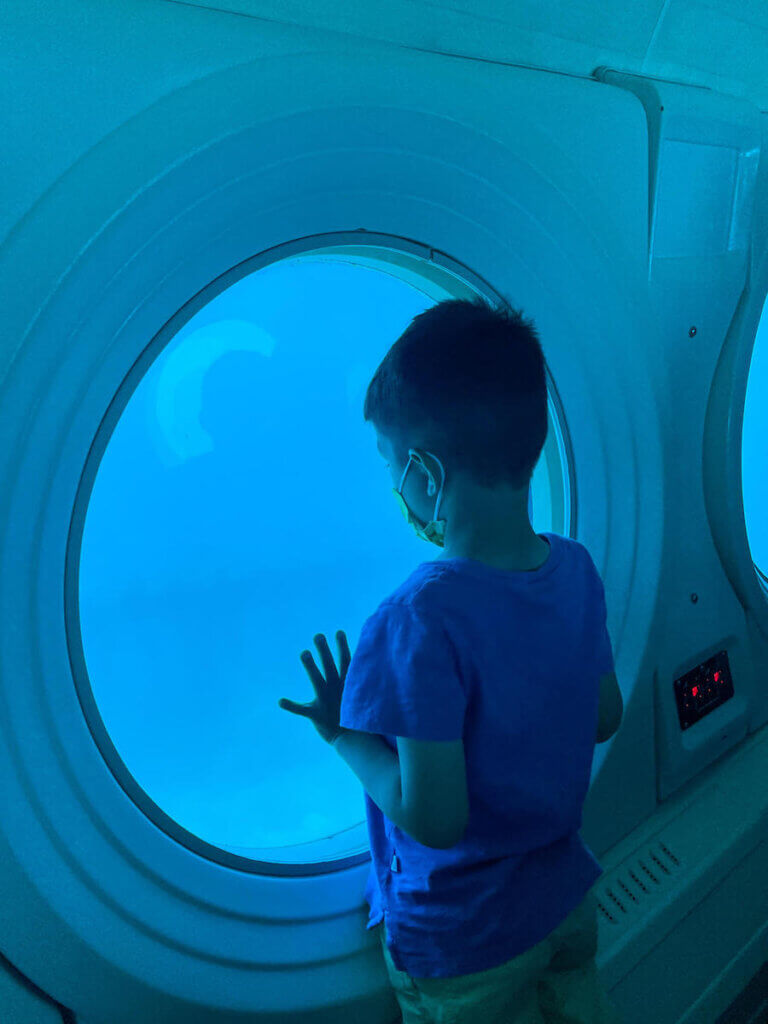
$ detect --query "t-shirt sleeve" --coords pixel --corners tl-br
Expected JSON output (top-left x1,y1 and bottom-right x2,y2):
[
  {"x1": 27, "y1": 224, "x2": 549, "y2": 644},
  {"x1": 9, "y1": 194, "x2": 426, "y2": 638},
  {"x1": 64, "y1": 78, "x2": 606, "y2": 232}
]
[{"x1": 339, "y1": 602, "x2": 468, "y2": 741}]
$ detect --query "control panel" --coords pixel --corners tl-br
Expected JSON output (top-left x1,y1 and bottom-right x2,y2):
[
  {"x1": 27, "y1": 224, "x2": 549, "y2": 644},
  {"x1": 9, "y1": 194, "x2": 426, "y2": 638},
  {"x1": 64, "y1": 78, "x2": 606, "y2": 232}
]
[{"x1": 674, "y1": 649, "x2": 734, "y2": 730}]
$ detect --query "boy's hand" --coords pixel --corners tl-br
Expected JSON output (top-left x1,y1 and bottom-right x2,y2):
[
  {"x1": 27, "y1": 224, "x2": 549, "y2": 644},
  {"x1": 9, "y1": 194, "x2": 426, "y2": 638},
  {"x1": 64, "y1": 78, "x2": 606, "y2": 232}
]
[{"x1": 279, "y1": 631, "x2": 351, "y2": 745}]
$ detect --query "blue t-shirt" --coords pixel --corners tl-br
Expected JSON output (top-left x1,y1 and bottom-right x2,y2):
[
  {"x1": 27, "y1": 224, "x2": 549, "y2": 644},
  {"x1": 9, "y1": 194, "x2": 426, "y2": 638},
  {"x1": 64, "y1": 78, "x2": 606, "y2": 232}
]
[{"x1": 339, "y1": 531, "x2": 614, "y2": 979}]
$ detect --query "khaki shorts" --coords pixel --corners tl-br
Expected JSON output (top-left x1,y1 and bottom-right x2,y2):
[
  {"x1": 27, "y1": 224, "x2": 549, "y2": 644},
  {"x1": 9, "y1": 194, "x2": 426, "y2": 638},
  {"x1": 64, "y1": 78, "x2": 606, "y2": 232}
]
[{"x1": 379, "y1": 886, "x2": 623, "y2": 1023}]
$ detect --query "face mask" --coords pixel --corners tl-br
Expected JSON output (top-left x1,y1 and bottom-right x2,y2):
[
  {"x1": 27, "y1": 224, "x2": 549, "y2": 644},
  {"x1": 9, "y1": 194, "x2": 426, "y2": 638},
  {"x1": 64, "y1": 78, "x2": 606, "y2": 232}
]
[{"x1": 392, "y1": 449, "x2": 447, "y2": 547}]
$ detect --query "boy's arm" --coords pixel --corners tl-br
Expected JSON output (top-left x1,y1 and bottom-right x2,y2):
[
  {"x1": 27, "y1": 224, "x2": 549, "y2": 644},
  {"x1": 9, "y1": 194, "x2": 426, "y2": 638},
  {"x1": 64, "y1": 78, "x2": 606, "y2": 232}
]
[
  {"x1": 595, "y1": 670, "x2": 623, "y2": 743},
  {"x1": 332, "y1": 728, "x2": 410, "y2": 833},
  {"x1": 332, "y1": 728, "x2": 455, "y2": 848}
]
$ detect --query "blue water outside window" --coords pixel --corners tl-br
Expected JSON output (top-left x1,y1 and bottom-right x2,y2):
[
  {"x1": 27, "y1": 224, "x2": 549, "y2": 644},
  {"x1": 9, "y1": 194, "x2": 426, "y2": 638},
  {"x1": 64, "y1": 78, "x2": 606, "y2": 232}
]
[{"x1": 743, "y1": 297, "x2": 768, "y2": 587}]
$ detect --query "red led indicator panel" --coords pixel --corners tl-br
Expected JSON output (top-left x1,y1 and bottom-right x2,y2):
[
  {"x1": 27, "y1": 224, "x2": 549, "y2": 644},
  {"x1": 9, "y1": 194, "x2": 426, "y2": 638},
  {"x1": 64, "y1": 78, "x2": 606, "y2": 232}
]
[{"x1": 673, "y1": 650, "x2": 734, "y2": 730}]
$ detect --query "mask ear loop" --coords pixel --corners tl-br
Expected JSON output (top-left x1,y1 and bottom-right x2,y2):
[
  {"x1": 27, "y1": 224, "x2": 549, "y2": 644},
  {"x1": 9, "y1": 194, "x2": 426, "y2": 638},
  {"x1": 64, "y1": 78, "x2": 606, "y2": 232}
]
[{"x1": 408, "y1": 449, "x2": 438, "y2": 497}]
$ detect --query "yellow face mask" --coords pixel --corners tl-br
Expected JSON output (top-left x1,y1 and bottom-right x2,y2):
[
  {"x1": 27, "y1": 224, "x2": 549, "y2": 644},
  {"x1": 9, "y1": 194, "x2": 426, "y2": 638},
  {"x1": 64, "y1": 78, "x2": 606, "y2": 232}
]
[{"x1": 392, "y1": 449, "x2": 447, "y2": 547}]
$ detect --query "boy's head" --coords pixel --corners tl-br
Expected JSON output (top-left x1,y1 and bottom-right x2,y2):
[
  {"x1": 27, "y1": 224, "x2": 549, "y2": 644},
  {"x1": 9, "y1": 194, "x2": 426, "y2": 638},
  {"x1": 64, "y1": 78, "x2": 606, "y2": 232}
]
[{"x1": 364, "y1": 297, "x2": 548, "y2": 558}]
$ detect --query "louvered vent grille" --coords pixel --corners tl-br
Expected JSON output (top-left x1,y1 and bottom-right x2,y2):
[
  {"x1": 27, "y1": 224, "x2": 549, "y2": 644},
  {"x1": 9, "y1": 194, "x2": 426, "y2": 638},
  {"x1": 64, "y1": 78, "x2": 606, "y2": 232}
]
[{"x1": 598, "y1": 841, "x2": 682, "y2": 923}]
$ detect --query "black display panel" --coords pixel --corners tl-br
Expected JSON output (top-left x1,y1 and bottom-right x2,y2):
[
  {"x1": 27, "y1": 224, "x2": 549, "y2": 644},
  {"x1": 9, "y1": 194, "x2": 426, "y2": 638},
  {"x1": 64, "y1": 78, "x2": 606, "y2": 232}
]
[{"x1": 674, "y1": 649, "x2": 734, "y2": 730}]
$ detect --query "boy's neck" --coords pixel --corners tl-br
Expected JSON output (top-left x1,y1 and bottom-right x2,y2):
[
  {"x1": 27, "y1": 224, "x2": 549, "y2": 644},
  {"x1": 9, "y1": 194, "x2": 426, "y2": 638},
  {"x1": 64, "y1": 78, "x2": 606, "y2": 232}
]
[{"x1": 439, "y1": 533, "x2": 550, "y2": 571}]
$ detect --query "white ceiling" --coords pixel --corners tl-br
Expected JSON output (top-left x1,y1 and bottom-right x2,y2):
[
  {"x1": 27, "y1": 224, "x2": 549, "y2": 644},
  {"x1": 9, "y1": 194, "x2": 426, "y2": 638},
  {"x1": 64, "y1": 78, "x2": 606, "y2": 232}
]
[{"x1": 169, "y1": 0, "x2": 768, "y2": 112}]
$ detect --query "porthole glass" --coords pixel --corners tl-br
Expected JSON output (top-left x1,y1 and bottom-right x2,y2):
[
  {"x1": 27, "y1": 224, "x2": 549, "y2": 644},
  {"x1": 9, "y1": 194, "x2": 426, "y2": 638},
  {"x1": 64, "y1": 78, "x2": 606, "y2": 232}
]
[
  {"x1": 742, "y1": 295, "x2": 768, "y2": 591},
  {"x1": 77, "y1": 250, "x2": 569, "y2": 859}
]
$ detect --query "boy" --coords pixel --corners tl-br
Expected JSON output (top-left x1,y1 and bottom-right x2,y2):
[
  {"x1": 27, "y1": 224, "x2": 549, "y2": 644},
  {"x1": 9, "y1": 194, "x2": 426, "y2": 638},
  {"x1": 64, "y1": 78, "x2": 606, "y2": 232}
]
[{"x1": 280, "y1": 296, "x2": 624, "y2": 1022}]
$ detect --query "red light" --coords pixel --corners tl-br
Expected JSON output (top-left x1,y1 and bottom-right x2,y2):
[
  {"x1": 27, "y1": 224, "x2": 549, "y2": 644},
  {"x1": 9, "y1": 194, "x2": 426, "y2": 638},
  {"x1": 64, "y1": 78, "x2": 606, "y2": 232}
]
[{"x1": 692, "y1": 686, "x2": 698, "y2": 696}]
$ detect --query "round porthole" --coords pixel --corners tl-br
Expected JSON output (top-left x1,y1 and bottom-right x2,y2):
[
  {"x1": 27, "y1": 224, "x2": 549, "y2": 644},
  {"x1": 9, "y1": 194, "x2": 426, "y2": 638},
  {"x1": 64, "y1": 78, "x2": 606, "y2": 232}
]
[{"x1": 74, "y1": 243, "x2": 573, "y2": 864}]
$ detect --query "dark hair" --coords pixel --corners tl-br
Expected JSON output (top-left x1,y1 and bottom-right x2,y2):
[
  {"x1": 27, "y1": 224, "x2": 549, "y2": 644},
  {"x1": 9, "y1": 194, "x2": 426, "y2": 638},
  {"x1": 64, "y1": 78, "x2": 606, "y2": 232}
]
[{"x1": 363, "y1": 296, "x2": 548, "y2": 490}]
